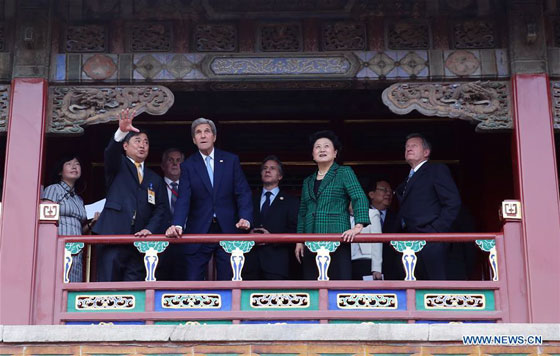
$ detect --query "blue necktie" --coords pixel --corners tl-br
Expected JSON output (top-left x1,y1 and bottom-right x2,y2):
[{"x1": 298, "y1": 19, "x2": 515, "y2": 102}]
[
  {"x1": 407, "y1": 168, "x2": 415, "y2": 181},
  {"x1": 380, "y1": 210, "x2": 386, "y2": 225},
  {"x1": 261, "y1": 191, "x2": 272, "y2": 218},
  {"x1": 205, "y1": 155, "x2": 213, "y2": 186}
]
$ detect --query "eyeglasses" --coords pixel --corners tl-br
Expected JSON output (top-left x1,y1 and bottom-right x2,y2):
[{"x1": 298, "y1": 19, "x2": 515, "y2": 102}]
[{"x1": 376, "y1": 187, "x2": 394, "y2": 195}]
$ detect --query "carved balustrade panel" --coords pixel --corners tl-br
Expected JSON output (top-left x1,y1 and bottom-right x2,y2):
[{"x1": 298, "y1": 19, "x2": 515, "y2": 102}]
[
  {"x1": 382, "y1": 81, "x2": 511, "y2": 131},
  {"x1": 49, "y1": 86, "x2": 174, "y2": 135},
  {"x1": 0, "y1": 85, "x2": 9, "y2": 133}
]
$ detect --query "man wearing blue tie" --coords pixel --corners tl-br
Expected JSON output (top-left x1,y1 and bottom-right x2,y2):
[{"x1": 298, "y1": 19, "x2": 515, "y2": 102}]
[
  {"x1": 165, "y1": 118, "x2": 253, "y2": 280},
  {"x1": 395, "y1": 133, "x2": 461, "y2": 280}
]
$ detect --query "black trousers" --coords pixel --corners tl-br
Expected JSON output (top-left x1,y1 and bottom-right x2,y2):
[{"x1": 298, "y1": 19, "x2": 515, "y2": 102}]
[{"x1": 96, "y1": 244, "x2": 144, "y2": 282}]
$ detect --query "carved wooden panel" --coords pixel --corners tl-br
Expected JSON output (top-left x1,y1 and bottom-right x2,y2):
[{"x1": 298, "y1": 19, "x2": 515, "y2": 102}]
[
  {"x1": 65, "y1": 24, "x2": 107, "y2": 53},
  {"x1": 453, "y1": 19, "x2": 497, "y2": 49},
  {"x1": 0, "y1": 85, "x2": 9, "y2": 132},
  {"x1": 49, "y1": 86, "x2": 174, "y2": 135},
  {"x1": 258, "y1": 23, "x2": 302, "y2": 52},
  {"x1": 321, "y1": 21, "x2": 366, "y2": 51},
  {"x1": 194, "y1": 24, "x2": 237, "y2": 52},
  {"x1": 128, "y1": 22, "x2": 173, "y2": 52},
  {"x1": 387, "y1": 20, "x2": 430, "y2": 50},
  {"x1": 382, "y1": 81, "x2": 511, "y2": 131}
]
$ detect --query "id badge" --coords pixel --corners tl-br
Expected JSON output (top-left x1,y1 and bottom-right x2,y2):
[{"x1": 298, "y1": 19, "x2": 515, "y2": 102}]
[{"x1": 147, "y1": 186, "x2": 156, "y2": 205}]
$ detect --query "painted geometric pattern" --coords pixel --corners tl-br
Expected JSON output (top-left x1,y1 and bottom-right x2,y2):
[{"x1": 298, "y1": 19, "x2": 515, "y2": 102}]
[
  {"x1": 67, "y1": 291, "x2": 145, "y2": 312},
  {"x1": 241, "y1": 290, "x2": 318, "y2": 310},
  {"x1": 328, "y1": 290, "x2": 406, "y2": 310},
  {"x1": 155, "y1": 290, "x2": 232, "y2": 311},
  {"x1": 416, "y1": 290, "x2": 495, "y2": 311},
  {"x1": 0, "y1": 344, "x2": 557, "y2": 356},
  {"x1": 54, "y1": 49, "x2": 509, "y2": 82}
]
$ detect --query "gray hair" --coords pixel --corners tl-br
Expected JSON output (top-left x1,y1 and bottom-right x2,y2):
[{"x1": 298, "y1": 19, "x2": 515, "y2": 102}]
[
  {"x1": 161, "y1": 148, "x2": 185, "y2": 164},
  {"x1": 191, "y1": 118, "x2": 217, "y2": 138}
]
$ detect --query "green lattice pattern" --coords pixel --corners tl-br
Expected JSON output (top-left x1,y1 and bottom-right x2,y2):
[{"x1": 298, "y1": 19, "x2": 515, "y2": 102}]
[
  {"x1": 305, "y1": 241, "x2": 340, "y2": 252},
  {"x1": 475, "y1": 239, "x2": 496, "y2": 252},
  {"x1": 390, "y1": 240, "x2": 426, "y2": 253},
  {"x1": 133, "y1": 241, "x2": 169, "y2": 253},
  {"x1": 219, "y1": 240, "x2": 255, "y2": 253},
  {"x1": 65, "y1": 242, "x2": 84, "y2": 254}
]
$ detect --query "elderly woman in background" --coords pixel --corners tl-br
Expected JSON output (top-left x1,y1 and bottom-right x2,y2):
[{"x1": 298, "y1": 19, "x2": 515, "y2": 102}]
[
  {"x1": 295, "y1": 130, "x2": 370, "y2": 280},
  {"x1": 41, "y1": 154, "x2": 95, "y2": 282}
]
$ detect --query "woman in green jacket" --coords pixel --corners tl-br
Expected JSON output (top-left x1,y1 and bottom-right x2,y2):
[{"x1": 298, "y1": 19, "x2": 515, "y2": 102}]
[{"x1": 295, "y1": 130, "x2": 370, "y2": 280}]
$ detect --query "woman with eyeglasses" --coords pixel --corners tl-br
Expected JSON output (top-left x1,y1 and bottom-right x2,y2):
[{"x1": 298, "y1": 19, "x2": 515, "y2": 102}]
[
  {"x1": 295, "y1": 130, "x2": 370, "y2": 280},
  {"x1": 41, "y1": 154, "x2": 97, "y2": 282}
]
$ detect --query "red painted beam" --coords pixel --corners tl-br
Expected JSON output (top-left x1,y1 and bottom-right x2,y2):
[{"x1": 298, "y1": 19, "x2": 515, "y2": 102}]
[
  {"x1": 511, "y1": 74, "x2": 560, "y2": 322},
  {"x1": 0, "y1": 78, "x2": 47, "y2": 325}
]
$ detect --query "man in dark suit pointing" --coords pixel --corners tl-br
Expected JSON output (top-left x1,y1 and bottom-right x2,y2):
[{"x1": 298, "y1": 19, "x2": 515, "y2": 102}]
[
  {"x1": 395, "y1": 133, "x2": 461, "y2": 280},
  {"x1": 94, "y1": 108, "x2": 168, "y2": 282},
  {"x1": 166, "y1": 118, "x2": 253, "y2": 281},
  {"x1": 244, "y1": 156, "x2": 299, "y2": 280}
]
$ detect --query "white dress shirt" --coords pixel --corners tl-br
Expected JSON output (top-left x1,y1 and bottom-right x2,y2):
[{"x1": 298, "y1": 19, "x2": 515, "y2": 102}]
[{"x1": 351, "y1": 208, "x2": 383, "y2": 273}]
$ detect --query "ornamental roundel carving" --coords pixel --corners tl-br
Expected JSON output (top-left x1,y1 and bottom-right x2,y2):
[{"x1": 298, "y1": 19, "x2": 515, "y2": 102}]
[
  {"x1": 82, "y1": 54, "x2": 117, "y2": 80},
  {"x1": 445, "y1": 50, "x2": 480, "y2": 76},
  {"x1": 49, "y1": 86, "x2": 174, "y2": 135},
  {"x1": 382, "y1": 81, "x2": 512, "y2": 131}
]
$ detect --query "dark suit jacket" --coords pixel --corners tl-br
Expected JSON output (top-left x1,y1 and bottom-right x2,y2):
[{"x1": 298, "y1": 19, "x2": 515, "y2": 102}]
[
  {"x1": 246, "y1": 189, "x2": 299, "y2": 278},
  {"x1": 253, "y1": 189, "x2": 299, "y2": 234},
  {"x1": 172, "y1": 148, "x2": 253, "y2": 254},
  {"x1": 93, "y1": 138, "x2": 168, "y2": 235},
  {"x1": 395, "y1": 162, "x2": 461, "y2": 233}
]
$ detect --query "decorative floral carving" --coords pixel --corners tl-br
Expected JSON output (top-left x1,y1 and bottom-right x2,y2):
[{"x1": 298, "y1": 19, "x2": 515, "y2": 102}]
[
  {"x1": 382, "y1": 81, "x2": 511, "y2": 131},
  {"x1": 259, "y1": 23, "x2": 302, "y2": 52},
  {"x1": 322, "y1": 21, "x2": 366, "y2": 51},
  {"x1": 399, "y1": 52, "x2": 428, "y2": 77},
  {"x1": 194, "y1": 24, "x2": 237, "y2": 52},
  {"x1": 162, "y1": 294, "x2": 221, "y2": 309},
  {"x1": 337, "y1": 293, "x2": 397, "y2": 309},
  {"x1": 0, "y1": 22, "x2": 5, "y2": 52},
  {"x1": 129, "y1": 22, "x2": 172, "y2": 52},
  {"x1": 548, "y1": 82, "x2": 560, "y2": 129},
  {"x1": 445, "y1": 50, "x2": 480, "y2": 76},
  {"x1": 453, "y1": 20, "x2": 496, "y2": 49},
  {"x1": 387, "y1": 21, "x2": 430, "y2": 50},
  {"x1": 0, "y1": 85, "x2": 9, "y2": 132},
  {"x1": 424, "y1": 294, "x2": 486, "y2": 309},
  {"x1": 66, "y1": 24, "x2": 106, "y2": 52},
  {"x1": 250, "y1": 293, "x2": 310, "y2": 308},
  {"x1": 75, "y1": 295, "x2": 135, "y2": 310},
  {"x1": 219, "y1": 240, "x2": 254, "y2": 253},
  {"x1": 49, "y1": 86, "x2": 174, "y2": 135}
]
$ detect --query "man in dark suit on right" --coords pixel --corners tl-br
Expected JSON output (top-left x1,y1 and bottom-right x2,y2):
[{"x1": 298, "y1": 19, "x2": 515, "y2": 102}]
[
  {"x1": 395, "y1": 133, "x2": 461, "y2": 280},
  {"x1": 244, "y1": 156, "x2": 299, "y2": 280}
]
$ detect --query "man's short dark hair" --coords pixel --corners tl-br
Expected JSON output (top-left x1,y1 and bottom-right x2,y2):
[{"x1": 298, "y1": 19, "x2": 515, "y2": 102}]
[
  {"x1": 161, "y1": 147, "x2": 184, "y2": 164},
  {"x1": 309, "y1": 130, "x2": 342, "y2": 152},
  {"x1": 261, "y1": 155, "x2": 284, "y2": 176},
  {"x1": 406, "y1": 133, "x2": 432, "y2": 151},
  {"x1": 123, "y1": 130, "x2": 149, "y2": 144}
]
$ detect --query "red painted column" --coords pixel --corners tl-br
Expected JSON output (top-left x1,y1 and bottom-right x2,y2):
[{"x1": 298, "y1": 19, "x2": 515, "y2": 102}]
[
  {"x1": 0, "y1": 78, "x2": 47, "y2": 324},
  {"x1": 511, "y1": 74, "x2": 560, "y2": 322}
]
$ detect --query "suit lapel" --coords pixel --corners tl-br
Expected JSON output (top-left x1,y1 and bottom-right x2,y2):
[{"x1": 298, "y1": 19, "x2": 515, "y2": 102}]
[
  {"x1": 316, "y1": 162, "x2": 339, "y2": 199},
  {"x1": 193, "y1": 153, "x2": 213, "y2": 193},
  {"x1": 402, "y1": 162, "x2": 428, "y2": 201}
]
